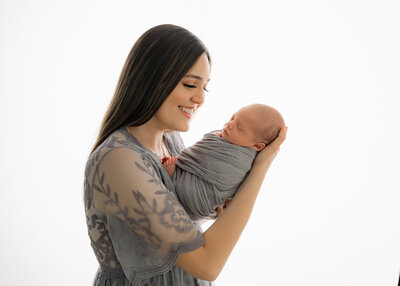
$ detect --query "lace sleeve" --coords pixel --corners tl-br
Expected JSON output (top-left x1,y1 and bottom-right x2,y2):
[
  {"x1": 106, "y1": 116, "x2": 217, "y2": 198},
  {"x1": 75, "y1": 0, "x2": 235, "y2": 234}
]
[{"x1": 91, "y1": 147, "x2": 204, "y2": 283}]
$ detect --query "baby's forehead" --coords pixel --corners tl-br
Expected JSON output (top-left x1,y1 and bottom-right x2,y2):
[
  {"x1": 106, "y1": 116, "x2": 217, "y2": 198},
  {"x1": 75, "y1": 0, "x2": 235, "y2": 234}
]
[
  {"x1": 236, "y1": 106, "x2": 258, "y2": 117},
  {"x1": 236, "y1": 108, "x2": 264, "y2": 128},
  {"x1": 239, "y1": 105, "x2": 281, "y2": 126},
  {"x1": 237, "y1": 106, "x2": 269, "y2": 120}
]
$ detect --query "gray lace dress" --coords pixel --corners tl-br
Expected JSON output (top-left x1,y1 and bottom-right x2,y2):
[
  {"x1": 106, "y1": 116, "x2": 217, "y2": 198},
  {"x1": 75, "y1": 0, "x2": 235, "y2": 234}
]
[{"x1": 84, "y1": 127, "x2": 211, "y2": 286}]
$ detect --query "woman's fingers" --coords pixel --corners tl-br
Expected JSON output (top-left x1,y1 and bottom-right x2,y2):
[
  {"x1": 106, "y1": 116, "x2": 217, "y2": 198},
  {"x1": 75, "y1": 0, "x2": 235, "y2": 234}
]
[
  {"x1": 216, "y1": 206, "x2": 223, "y2": 217},
  {"x1": 216, "y1": 199, "x2": 232, "y2": 218}
]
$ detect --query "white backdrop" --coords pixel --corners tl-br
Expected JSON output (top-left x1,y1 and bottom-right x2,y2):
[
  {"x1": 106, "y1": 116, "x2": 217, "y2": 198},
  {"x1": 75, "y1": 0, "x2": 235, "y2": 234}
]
[{"x1": 1, "y1": 0, "x2": 399, "y2": 285}]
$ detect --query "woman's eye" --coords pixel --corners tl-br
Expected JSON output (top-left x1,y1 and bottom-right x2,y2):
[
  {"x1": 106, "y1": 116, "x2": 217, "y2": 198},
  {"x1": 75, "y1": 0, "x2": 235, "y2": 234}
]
[
  {"x1": 183, "y1": 83, "x2": 209, "y2": 92},
  {"x1": 183, "y1": 83, "x2": 196, "y2": 88}
]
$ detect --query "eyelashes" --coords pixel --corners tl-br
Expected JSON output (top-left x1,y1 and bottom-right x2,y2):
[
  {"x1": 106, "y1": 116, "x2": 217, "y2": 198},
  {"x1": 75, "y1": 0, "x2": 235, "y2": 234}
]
[{"x1": 183, "y1": 83, "x2": 209, "y2": 92}]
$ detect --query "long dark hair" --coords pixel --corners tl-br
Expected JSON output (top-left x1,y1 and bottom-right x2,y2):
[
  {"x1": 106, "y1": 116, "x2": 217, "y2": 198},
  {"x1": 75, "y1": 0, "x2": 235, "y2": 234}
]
[{"x1": 90, "y1": 24, "x2": 211, "y2": 155}]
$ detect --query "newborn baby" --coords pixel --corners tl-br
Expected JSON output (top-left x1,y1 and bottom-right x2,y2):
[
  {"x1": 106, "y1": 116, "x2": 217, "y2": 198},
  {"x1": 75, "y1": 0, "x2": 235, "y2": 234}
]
[{"x1": 164, "y1": 104, "x2": 285, "y2": 220}]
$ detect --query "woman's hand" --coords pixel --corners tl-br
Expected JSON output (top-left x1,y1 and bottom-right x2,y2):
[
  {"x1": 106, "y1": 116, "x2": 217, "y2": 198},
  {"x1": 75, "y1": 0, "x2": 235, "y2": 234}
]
[
  {"x1": 253, "y1": 126, "x2": 288, "y2": 168},
  {"x1": 216, "y1": 199, "x2": 232, "y2": 218}
]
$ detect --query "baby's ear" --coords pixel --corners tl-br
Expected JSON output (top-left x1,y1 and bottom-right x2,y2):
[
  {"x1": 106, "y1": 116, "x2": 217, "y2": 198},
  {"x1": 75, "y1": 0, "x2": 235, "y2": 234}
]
[{"x1": 252, "y1": 142, "x2": 265, "y2": 151}]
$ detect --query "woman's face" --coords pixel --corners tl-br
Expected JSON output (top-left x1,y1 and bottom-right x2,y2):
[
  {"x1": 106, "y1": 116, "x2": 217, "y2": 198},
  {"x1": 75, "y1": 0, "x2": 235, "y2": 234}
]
[{"x1": 154, "y1": 53, "x2": 211, "y2": 132}]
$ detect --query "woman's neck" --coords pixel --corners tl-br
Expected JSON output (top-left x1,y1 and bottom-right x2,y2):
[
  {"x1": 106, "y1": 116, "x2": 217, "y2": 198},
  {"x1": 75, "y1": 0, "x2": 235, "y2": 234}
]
[{"x1": 127, "y1": 122, "x2": 165, "y2": 155}]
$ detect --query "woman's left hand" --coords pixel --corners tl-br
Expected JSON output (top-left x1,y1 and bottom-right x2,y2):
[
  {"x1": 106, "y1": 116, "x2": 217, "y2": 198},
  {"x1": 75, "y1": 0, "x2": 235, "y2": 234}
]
[{"x1": 216, "y1": 199, "x2": 232, "y2": 218}]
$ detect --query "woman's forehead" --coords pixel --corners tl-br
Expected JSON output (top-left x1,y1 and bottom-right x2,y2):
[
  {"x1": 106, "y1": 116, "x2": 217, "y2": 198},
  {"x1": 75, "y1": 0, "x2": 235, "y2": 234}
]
[{"x1": 185, "y1": 54, "x2": 210, "y2": 82}]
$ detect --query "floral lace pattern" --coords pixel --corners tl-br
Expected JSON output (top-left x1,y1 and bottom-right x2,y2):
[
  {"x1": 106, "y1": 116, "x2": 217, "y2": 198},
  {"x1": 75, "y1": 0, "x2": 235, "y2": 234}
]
[{"x1": 83, "y1": 128, "x2": 207, "y2": 285}]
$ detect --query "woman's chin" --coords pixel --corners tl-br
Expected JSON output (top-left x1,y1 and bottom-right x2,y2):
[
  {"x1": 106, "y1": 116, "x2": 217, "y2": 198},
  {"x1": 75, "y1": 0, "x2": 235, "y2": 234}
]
[{"x1": 180, "y1": 125, "x2": 190, "y2": 132}]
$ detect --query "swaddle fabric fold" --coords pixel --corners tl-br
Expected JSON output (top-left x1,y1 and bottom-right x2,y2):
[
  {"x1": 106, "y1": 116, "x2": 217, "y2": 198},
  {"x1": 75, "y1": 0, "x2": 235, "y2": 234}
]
[{"x1": 173, "y1": 131, "x2": 257, "y2": 220}]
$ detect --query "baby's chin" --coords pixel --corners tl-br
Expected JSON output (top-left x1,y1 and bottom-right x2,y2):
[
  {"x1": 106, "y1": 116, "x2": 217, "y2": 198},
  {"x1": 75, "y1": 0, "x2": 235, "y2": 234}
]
[{"x1": 221, "y1": 130, "x2": 231, "y2": 142}]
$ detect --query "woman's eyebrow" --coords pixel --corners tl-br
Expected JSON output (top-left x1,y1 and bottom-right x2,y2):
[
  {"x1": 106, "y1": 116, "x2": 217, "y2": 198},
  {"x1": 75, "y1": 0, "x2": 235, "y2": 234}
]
[{"x1": 183, "y1": 74, "x2": 210, "y2": 82}]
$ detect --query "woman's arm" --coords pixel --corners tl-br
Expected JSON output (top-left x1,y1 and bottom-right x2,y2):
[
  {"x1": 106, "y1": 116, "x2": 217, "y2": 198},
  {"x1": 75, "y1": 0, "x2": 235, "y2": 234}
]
[{"x1": 176, "y1": 127, "x2": 287, "y2": 281}]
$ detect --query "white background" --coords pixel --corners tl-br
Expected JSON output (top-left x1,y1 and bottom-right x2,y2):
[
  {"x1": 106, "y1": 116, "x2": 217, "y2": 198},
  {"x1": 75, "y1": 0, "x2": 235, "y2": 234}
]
[{"x1": 1, "y1": 0, "x2": 399, "y2": 285}]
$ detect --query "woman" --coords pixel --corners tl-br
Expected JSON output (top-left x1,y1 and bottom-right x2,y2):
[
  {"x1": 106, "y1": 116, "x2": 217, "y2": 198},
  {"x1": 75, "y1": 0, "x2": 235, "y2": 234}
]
[{"x1": 84, "y1": 24, "x2": 287, "y2": 286}]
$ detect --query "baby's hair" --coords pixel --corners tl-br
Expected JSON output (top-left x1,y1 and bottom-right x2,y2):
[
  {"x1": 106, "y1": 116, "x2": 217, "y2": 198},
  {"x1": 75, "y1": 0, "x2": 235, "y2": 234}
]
[
  {"x1": 258, "y1": 118, "x2": 284, "y2": 145},
  {"x1": 249, "y1": 104, "x2": 285, "y2": 146}
]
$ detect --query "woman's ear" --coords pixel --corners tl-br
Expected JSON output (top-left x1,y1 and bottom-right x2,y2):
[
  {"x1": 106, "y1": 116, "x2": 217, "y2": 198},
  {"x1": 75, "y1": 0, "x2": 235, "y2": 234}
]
[{"x1": 251, "y1": 142, "x2": 265, "y2": 151}]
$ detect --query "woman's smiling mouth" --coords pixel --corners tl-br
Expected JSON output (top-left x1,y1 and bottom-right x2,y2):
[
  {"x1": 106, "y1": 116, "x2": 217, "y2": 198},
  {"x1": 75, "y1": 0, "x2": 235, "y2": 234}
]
[{"x1": 179, "y1": 105, "x2": 197, "y2": 118}]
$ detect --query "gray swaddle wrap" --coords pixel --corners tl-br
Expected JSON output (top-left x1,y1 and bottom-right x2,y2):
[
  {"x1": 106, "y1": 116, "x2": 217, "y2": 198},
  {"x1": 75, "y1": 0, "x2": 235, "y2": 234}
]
[{"x1": 172, "y1": 131, "x2": 257, "y2": 220}]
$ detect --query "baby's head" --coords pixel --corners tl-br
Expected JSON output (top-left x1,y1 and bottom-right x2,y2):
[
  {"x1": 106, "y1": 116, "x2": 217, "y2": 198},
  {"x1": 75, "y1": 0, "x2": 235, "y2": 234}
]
[{"x1": 221, "y1": 104, "x2": 285, "y2": 151}]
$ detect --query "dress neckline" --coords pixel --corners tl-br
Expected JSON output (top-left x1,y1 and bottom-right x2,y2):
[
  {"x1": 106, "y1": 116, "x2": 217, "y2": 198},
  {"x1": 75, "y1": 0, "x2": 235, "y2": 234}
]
[{"x1": 122, "y1": 127, "x2": 172, "y2": 159}]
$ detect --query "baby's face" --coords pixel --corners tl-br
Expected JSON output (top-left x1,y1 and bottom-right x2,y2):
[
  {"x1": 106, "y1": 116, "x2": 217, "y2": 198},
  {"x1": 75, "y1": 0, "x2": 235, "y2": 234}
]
[{"x1": 221, "y1": 107, "x2": 259, "y2": 148}]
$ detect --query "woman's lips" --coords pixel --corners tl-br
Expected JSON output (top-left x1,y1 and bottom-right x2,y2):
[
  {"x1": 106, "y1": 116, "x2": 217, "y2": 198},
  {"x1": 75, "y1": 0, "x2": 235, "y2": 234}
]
[
  {"x1": 179, "y1": 109, "x2": 190, "y2": 118},
  {"x1": 178, "y1": 105, "x2": 197, "y2": 119}
]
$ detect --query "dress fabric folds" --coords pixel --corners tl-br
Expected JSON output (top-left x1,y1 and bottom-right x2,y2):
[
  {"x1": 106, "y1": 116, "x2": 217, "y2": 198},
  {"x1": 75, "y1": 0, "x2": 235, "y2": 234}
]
[{"x1": 84, "y1": 127, "x2": 211, "y2": 286}]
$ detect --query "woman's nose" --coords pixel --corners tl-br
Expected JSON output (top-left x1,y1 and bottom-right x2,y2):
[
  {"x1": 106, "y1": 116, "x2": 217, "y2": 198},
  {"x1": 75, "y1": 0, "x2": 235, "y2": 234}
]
[{"x1": 190, "y1": 89, "x2": 205, "y2": 105}]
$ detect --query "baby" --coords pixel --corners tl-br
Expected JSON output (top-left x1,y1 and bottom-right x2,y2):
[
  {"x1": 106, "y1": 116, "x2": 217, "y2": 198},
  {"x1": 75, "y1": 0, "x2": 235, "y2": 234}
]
[{"x1": 163, "y1": 104, "x2": 285, "y2": 220}]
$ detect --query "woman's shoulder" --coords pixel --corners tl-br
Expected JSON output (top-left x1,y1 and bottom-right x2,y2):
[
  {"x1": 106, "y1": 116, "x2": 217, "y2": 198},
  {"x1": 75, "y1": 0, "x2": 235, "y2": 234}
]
[
  {"x1": 94, "y1": 127, "x2": 138, "y2": 153},
  {"x1": 86, "y1": 128, "x2": 145, "y2": 171}
]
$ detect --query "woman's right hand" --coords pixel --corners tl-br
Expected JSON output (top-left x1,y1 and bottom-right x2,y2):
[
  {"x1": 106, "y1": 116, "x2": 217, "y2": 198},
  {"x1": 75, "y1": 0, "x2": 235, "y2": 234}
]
[{"x1": 253, "y1": 126, "x2": 288, "y2": 168}]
